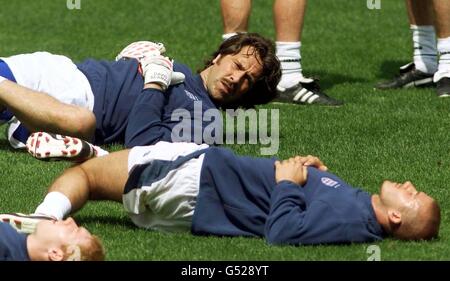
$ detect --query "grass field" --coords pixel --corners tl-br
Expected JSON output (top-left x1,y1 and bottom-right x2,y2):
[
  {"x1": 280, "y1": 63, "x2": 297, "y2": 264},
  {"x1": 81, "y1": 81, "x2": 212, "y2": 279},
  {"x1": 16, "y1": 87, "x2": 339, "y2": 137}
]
[{"x1": 0, "y1": 0, "x2": 449, "y2": 261}]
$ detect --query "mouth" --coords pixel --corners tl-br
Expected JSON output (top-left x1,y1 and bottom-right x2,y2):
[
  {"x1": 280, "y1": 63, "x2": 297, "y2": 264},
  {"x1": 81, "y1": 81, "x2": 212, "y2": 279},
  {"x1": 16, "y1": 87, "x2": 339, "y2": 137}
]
[{"x1": 220, "y1": 80, "x2": 232, "y2": 95}]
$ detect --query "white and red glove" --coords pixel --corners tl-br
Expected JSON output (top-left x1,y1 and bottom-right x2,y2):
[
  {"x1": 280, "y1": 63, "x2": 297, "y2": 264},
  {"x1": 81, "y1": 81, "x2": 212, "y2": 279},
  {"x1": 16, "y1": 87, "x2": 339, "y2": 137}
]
[
  {"x1": 115, "y1": 41, "x2": 165, "y2": 62},
  {"x1": 141, "y1": 55, "x2": 174, "y2": 91},
  {"x1": 116, "y1": 41, "x2": 185, "y2": 86}
]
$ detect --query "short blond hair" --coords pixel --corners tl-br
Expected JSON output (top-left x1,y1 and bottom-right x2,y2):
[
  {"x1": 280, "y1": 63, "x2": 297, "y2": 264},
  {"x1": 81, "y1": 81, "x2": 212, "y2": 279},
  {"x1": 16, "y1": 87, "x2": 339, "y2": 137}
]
[
  {"x1": 63, "y1": 235, "x2": 105, "y2": 261},
  {"x1": 395, "y1": 198, "x2": 441, "y2": 240}
]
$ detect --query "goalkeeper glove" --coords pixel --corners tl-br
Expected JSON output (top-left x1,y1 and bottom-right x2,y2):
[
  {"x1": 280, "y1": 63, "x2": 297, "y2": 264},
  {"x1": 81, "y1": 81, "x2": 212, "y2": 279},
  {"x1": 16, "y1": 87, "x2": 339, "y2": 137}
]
[
  {"x1": 141, "y1": 55, "x2": 174, "y2": 91},
  {"x1": 115, "y1": 41, "x2": 165, "y2": 61},
  {"x1": 116, "y1": 41, "x2": 185, "y2": 86}
]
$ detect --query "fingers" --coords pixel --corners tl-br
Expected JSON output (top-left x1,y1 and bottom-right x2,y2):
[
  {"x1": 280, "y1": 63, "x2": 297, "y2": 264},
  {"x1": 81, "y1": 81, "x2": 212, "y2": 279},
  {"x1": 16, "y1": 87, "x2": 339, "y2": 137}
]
[
  {"x1": 274, "y1": 157, "x2": 307, "y2": 185},
  {"x1": 142, "y1": 55, "x2": 173, "y2": 91},
  {"x1": 301, "y1": 155, "x2": 328, "y2": 171},
  {"x1": 279, "y1": 155, "x2": 328, "y2": 171},
  {"x1": 170, "y1": 71, "x2": 186, "y2": 85},
  {"x1": 116, "y1": 41, "x2": 166, "y2": 62},
  {"x1": 142, "y1": 55, "x2": 173, "y2": 70}
]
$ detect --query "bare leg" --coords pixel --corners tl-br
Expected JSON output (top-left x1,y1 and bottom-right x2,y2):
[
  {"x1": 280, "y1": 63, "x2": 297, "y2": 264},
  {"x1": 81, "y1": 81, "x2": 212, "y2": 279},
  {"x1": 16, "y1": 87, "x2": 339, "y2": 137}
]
[
  {"x1": 403, "y1": 0, "x2": 438, "y2": 74},
  {"x1": 432, "y1": 0, "x2": 450, "y2": 38},
  {"x1": 221, "y1": 0, "x2": 252, "y2": 33},
  {"x1": 432, "y1": 0, "x2": 450, "y2": 91},
  {"x1": 274, "y1": 0, "x2": 308, "y2": 91},
  {"x1": 274, "y1": 0, "x2": 307, "y2": 42},
  {"x1": 0, "y1": 80, "x2": 96, "y2": 141},
  {"x1": 46, "y1": 149, "x2": 130, "y2": 214},
  {"x1": 405, "y1": 0, "x2": 434, "y2": 25}
]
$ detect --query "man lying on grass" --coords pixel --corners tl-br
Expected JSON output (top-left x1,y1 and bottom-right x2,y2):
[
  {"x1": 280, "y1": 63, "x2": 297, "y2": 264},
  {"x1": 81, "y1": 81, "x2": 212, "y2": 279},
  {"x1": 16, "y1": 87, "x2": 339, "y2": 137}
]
[
  {"x1": 0, "y1": 33, "x2": 280, "y2": 156},
  {"x1": 0, "y1": 218, "x2": 104, "y2": 261},
  {"x1": 1, "y1": 140, "x2": 440, "y2": 245}
]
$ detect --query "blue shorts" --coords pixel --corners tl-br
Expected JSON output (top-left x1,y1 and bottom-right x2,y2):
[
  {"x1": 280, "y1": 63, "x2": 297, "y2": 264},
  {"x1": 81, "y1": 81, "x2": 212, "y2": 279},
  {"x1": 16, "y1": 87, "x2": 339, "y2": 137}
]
[
  {"x1": 0, "y1": 60, "x2": 30, "y2": 144},
  {"x1": 0, "y1": 60, "x2": 16, "y2": 82}
]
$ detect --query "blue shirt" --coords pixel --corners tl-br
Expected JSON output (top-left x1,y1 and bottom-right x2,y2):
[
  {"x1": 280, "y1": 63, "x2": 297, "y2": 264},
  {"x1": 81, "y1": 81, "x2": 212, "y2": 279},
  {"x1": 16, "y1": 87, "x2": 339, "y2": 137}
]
[
  {"x1": 192, "y1": 147, "x2": 385, "y2": 245},
  {"x1": 77, "y1": 59, "x2": 218, "y2": 147},
  {"x1": 0, "y1": 223, "x2": 30, "y2": 261}
]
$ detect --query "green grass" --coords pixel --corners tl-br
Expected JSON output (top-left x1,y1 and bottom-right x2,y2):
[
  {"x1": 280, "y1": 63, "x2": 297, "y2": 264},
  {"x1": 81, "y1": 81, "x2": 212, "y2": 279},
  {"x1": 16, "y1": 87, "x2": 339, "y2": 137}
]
[{"x1": 1, "y1": 0, "x2": 450, "y2": 261}]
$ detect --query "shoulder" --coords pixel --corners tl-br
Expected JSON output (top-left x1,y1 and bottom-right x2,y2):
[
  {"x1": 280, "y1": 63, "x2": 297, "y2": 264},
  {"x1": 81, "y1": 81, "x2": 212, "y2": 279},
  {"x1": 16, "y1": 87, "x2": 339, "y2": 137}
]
[{"x1": 173, "y1": 62, "x2": 193, "y2": 76}]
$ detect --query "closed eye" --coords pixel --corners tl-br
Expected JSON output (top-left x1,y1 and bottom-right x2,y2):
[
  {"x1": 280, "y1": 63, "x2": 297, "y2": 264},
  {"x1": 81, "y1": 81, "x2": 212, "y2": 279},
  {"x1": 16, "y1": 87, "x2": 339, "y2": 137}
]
[{"x1": 235, "y1": 61, "x2": 256, "y2": 87}]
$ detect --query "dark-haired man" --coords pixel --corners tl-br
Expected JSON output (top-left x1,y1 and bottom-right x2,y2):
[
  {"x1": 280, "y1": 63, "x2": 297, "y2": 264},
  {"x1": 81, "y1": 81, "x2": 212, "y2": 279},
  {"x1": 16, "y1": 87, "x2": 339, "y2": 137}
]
[{"x1": 0, "y1": 33, "x2": 281, "y2": 160}]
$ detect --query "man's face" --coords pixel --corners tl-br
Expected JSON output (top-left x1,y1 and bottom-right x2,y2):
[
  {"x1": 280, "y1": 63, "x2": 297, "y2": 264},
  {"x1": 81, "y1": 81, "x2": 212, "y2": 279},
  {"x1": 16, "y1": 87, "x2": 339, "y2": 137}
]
[
  {"x1": 379, "y1": 180, "x2": 432, "y2": 212},
  {"x1": 35, "y1": 217, "x2": 93, "y2": 256},
  {"x1": 204, "y1": 45, "x2": 263, "y2": 104}
]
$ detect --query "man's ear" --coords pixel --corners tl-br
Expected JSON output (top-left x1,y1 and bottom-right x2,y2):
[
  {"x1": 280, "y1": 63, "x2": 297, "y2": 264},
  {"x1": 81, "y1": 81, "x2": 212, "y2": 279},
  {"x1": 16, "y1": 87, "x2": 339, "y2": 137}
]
[
  {"x1": 212, "y1": 54, "x2": 222, "y2": 64},
  {"x1": 387, "y1": 209, "x2": 402, "y2": 225},
  {"x1": 48, "y1": 247, "x2": 64, "y2": 261}
]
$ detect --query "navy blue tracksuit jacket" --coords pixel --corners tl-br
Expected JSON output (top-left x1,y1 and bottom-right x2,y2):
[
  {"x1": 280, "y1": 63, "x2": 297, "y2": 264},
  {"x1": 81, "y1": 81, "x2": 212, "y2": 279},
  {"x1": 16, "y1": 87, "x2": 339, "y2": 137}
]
[
  {"x1": 192, "y1": 147, "x2": 385, "y2": 245},
  {"x1": 0, "y1": 223, "x2": 29, "y2": 261},
  {"x1": 77, "y1": 59, "x2": 218, "y2": 147}
]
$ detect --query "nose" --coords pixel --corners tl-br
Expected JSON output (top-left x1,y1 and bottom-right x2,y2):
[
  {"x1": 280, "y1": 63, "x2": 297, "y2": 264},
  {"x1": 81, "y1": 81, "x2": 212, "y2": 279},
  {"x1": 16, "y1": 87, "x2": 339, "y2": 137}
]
[
  {"x1": 230, "y1": 70, "x2": 245, "y2": 84},
  {"x1": 402, "y1": 181, "x2": 412, "y2": 188},
  {"x1": 63, "y1": 217, "x2": 77, "y2": 227},
  {"x1": 401, "y1": 181, "x2": 417, "y2": 192}
]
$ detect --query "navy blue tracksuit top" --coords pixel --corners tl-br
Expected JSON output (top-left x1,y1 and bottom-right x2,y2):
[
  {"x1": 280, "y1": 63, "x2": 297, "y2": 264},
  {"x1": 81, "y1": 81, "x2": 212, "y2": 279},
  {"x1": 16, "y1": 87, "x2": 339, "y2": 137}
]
[
  {"x1": 77, "y1": 59, "x2": 218, "y2": 147},
  {"x1": 0, "y1": 223, "x2": 30, "y2": 261},
  {"x1": 192, "y1": 147, "x2": 385, "y2": 245}
]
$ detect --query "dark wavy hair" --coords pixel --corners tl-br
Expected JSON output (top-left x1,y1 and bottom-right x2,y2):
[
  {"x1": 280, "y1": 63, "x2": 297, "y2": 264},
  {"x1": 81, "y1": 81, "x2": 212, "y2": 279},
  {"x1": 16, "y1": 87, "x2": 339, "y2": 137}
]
[{"x1": 201, "y1": 33, "x2": 281, "y2": 109}]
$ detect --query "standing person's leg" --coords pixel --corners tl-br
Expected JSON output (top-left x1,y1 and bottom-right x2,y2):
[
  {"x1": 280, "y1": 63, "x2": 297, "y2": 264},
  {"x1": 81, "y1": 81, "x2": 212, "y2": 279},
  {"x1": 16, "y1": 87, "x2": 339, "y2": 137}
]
[
  {"x1": 406, "y1": 0, "x2": 437, "y2": 75},
  {"x1": 406, "y1": 0, "x2": 434, "y2": 25},
  {"x1": 274, "y1": 0, "x2": 305, "y2": 88},
  {"x1": 432, "y1": 0, "x2": 450, "y2": 97},
  {"x1": 376, "y1": 0, "x2": 436, "y2": 90},
  {"x1": 274, "y1": 0, "x2": 342, "y2": 106},
  {"x1": 220, "y1": 0, "x2": 252, "y2": 40}
]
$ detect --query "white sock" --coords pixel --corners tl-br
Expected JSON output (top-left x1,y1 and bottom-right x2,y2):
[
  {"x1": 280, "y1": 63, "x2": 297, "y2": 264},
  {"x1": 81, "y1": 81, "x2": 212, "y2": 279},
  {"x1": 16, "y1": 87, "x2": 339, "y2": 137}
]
[
  {"x1": 276, "y1": 41, "x2": 303, "y2": 89},
  {"x1": 93, "y1": 145, "x2": 109, "y2": 157},
  {"x1": 434, "y1": 36, "x2": 450, "y2": 82},
  {"x1": 34, "y1": 192, "x2": 72, "y2": 220},
  {"x1": 222, "y1": 33, "x2": 239, "y2": 41},
  {"x1": 0, "y1": 76, "x2": 6, "y2": 85},
  {"x1": 411, "y1": 25, "x2": 438, "y2": 74}
]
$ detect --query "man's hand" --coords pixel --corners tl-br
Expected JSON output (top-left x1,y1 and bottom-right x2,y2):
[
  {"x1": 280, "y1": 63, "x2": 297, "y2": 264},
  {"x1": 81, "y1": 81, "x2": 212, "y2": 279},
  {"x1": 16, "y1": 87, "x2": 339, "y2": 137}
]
[
  {"x1": 141, "y1": 55, "x2": 173, "y2": 91},
  {"x1": 294, "y1": 155, "x2": 328, "y2": 171},
  {"x1": 115, "y1": 41, "x2": 166, "y2": 62},
  {"x1": 274, "y1": 155, "x2": 328, "y2": 186},
  {"x1": 275, "y1": 158, "x2": 308, "y2": 186}
]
